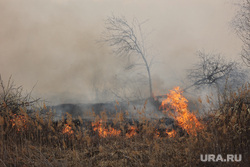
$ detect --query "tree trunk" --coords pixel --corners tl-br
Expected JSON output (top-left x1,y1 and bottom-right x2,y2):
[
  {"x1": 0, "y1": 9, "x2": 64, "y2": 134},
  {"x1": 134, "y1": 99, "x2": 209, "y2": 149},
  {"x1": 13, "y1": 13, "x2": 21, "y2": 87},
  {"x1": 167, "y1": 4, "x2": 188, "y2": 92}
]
[
  {"x1": 147, "y1": 66, "x2": 153, "y2": 98},
  {"x1": 141, "y1": 53, "x2": 153, "y2": 98}
]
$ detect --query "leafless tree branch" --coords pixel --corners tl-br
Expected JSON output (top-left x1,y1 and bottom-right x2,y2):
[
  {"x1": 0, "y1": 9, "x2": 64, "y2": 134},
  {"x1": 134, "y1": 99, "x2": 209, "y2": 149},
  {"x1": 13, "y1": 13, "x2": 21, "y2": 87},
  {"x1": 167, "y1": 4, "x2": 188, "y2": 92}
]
[
  {"x1": 186, "y1": 51, "x2": 246, "y2": 91},
  {"x1": 102, "y1": 15, "x2": 154, "y2": 98},
  {"x1": 231, "y1": 0, "x2": 250, "y2": 66}
]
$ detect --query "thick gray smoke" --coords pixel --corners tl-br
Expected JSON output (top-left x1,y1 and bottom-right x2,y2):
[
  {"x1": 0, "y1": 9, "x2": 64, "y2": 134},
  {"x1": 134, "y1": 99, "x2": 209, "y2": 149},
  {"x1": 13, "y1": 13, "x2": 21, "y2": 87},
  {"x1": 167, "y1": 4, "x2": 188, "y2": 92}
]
[{"x1": 0, "y1": 0, "x2": 242, "y2": 105}]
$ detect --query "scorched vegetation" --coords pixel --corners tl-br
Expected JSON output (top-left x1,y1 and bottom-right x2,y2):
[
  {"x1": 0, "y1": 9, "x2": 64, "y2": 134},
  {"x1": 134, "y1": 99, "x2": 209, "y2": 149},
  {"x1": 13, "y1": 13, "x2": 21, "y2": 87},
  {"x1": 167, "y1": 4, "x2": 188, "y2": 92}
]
[{"x1": 0, "y1": 76, "x2": 249, "y2": 167}]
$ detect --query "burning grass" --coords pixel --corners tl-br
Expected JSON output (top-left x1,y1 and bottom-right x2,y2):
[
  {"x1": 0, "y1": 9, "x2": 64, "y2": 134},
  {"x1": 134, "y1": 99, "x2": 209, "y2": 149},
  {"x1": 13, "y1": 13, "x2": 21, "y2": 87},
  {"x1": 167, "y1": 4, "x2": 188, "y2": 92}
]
[
  {"x1": 92, "y1": 120, "x2": 121, "y2": 138},
  {"x1": 160, "y1": 86, "x2": 204, "y2": 136},
  {"x1": 0, "y1": 85, "x2": 249, "y2": 166}
]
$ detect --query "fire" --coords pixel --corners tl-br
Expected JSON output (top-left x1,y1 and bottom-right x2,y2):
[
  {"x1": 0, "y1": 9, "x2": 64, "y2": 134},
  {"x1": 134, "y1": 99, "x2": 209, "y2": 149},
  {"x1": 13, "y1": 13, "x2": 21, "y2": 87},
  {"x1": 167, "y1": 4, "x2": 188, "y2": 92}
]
[
  {"x1": 166, "y1": 129, "x2": 176, "y2": 138},
  {"x1": 154, "y1": 130, "x2": 160, "y2": 138},
  {"x1": 62, "y1": 124, "x2": 73, "y2": 135},
  {"x1": 10, "y1": 114, "x2": 27, "y2": 132},
  {"x1": 92, "y1": 120, "x2": 121, "y2": 138},
  {"x1": 126, "y1": 126, "x2": 137, "y2": 138},
  {"x1": 160, "y1": 87, "x2": 203, "y2": 136}
]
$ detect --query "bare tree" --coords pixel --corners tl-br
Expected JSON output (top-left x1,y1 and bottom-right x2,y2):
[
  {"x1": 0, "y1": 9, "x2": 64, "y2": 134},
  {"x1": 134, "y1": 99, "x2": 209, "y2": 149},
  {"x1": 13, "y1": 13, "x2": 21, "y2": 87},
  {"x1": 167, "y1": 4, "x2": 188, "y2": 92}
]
[
  {"x1": 186, "y1": 51, "x2": 238, "y2": 91},
  {"x1": 102, "y1": 15, "x2": 154, "y2": 99},
  {"x1": 186, "y1": 51, "x2": 248, "y2": 106},
  {"x1": 232, "y1": 0, "x2": 250, "y2": 66}
]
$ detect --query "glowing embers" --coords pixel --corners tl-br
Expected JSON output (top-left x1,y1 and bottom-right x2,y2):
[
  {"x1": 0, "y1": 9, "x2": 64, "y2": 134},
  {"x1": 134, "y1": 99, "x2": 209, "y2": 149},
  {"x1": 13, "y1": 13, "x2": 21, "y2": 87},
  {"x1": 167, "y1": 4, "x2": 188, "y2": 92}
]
[
  {"x1": 126, "y1": 126, "x2": 137, "y2": 138},
  {"x1": 62, "y1": 124, "x2": 73, "y2": 135},
  {"x1": 10, "y1": 114, "x2": 27, "y2": 132},
  {"x1": 92, "y1": 120, "x2": 121, "y2": 138},
  {"x1": 160, "y1": 87, "x2": 204, "y2": 136},
  {"x1": 166, "y1": 129, "x2": 176, "y2": 138}
]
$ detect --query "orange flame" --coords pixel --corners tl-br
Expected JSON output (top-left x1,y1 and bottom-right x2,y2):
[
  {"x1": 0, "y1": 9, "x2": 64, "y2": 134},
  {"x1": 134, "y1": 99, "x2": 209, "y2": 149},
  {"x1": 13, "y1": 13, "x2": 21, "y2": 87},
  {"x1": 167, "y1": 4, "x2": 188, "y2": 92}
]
[
  {"x1": 166, "y1": 129, "x2": 176, "y2": 138},
  {"x1": 62, "y1": 124, "x2": 73, "y2": 135},
  {"x1": 154, "y1": 130, "x2": 160, "y2": 138},
  {"x1": 160, "y1": 87, "x2": 203, "y2": 136},
  {"x1": 92, "y1": 120, "x2": 121, "y2": 138},
  {"x1": 10, "y1": 114, "x2": 27, "y2": 132},
  {"x1": 126, "y1": 126, "x2": 137, "y2": 138}
]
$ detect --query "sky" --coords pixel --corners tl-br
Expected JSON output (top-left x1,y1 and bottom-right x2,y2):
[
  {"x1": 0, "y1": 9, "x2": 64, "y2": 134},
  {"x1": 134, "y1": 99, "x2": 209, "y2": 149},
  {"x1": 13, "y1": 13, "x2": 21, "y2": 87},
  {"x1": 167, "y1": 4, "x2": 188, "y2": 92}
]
[{"x1": 0, "y1": 0, "x2": 243, "y2": 104}]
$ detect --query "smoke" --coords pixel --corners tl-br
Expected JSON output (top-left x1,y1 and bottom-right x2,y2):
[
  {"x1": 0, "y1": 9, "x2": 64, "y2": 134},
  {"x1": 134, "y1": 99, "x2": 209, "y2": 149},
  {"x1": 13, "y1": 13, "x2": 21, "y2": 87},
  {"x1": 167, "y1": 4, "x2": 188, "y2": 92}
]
[{"x1": 0, "y1": 0, "x2": 243, "y2": 105}]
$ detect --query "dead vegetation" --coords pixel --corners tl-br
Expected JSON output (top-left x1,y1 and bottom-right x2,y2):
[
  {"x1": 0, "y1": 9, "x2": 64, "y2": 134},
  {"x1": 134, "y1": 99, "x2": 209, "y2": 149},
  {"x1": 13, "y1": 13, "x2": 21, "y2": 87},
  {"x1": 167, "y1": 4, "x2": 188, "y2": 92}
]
[{"x1": 0, "y1": 77, "x2": 249, "y2": 166}]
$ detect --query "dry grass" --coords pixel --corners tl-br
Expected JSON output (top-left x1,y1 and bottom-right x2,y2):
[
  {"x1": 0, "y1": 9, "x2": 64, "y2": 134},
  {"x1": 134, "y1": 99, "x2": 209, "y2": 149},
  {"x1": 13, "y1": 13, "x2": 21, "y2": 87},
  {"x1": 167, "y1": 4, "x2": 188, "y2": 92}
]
[{"x1": 0, "y1": 81, "x2": 249, "y2": 166}]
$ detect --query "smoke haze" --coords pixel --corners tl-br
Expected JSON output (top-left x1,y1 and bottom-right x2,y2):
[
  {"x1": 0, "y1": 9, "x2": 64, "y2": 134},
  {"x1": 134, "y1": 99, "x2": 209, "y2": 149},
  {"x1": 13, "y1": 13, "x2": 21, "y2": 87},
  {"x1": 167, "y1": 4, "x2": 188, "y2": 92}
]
[{"x1": 0, "y1": 0, "x2": 242, "y2": 104}]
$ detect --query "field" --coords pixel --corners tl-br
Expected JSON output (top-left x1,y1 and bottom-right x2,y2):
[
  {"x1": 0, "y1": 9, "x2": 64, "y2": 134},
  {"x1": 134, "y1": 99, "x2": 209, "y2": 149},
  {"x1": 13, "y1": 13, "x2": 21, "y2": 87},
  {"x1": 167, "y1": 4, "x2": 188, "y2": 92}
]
[{"x1": 0, "y1": 83, "x2": 249, "y2": 167}]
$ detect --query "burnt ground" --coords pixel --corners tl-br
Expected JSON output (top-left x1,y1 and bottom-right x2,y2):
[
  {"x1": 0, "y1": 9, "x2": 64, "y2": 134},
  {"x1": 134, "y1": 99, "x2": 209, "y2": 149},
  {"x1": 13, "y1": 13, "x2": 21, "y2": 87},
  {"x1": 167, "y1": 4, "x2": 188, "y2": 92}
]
[
  {"x1": 39, "y1": 98, "x2": 164, "y2": 120},
  {"x1": 27, "y1": 97, "x2": 199, "y2": 137}
]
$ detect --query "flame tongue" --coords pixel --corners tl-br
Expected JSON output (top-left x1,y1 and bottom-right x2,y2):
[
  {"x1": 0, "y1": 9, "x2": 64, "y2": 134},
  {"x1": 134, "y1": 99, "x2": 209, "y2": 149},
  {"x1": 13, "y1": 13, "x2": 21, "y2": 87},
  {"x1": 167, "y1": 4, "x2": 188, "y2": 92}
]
[
  {"x1": 126, "y1": 126, "x2": 137, "y2": 138},
  {"x1": 92, "y1": 120, "x2": 121, "y2": 138},
  {"x1": 10, "y1": 114, "x2": 27, "y2": 132},
  {"x1": 166, "y1": 129, "x2": 176, "y2": 138},
  {"x1": 161, "y1": 87, "x2": 203, "y2": 136},
  {"x1": 63, "y1": 124, "x2": 73, "y2": 135}
]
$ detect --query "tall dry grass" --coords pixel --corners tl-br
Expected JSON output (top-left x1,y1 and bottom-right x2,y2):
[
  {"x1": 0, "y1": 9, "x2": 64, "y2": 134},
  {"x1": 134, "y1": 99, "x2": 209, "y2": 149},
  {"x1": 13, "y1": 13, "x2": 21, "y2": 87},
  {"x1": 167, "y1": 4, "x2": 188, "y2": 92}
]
[{"x1": 0, "y1": 78, "x2": 249, "y2": 166}]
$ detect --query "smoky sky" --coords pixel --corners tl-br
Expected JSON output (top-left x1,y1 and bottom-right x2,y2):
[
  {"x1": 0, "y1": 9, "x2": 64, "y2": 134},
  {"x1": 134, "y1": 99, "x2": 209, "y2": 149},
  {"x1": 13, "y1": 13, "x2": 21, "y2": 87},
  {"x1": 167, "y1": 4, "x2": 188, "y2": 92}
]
[{"x1": 0, "y1": 0, "x2": 242, "y2": 104}]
